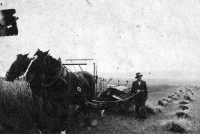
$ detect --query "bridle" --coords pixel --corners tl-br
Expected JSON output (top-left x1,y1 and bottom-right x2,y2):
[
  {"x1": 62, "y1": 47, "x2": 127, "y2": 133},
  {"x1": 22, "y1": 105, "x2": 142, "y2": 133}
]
[
  {"x1": 6, "y1": 57, "x2": 35, "y2": 80},
  {"x1": 21, "y1": 55, "x2": 89, "y2": 98},
  {"x1": 6, "y1": 67, "x2": 24, "y2": 79},
  {"x1": 19, "y1": 56, "x2": 38, "y2": 79}
]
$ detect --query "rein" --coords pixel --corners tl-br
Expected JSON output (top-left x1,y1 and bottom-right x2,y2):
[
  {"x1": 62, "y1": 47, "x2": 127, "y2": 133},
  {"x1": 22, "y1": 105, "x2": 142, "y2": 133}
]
[
  {"x1": 63, "y1": 66, "x2": 91, "y2": 91},
  {"x1": 40, "y1": 59, "x2": 90, "y2": 91},
  {"x1": 19, "y1": 56, "x2": 37, "y2": 79},
  {"x1": 6, "y1": 68, "x2": 24, "y2": 79},
  {"x1": 6, "y1": 58, "x2": 34, "y2": 77},
  {"x1": 24, "y1": 55, "x2": 92, "y2": 102},
  {"x1": 90, "y1": 90, "x2": 146, "y2": 104}
]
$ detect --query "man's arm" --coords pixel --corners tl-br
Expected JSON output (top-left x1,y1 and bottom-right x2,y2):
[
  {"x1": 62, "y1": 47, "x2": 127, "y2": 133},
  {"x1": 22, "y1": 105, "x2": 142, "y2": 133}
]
[{"x1": 131, "y1": 82, "x2": 136, "y2": 94}]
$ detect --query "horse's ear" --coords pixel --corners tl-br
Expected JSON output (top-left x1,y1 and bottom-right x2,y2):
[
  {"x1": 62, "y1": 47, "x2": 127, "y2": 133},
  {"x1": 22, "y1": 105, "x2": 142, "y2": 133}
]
[
  {"x1": 58, "y1": 57, "x2": 61, "y2": 61},
  {"x1": 34, "y1": 49, "x2": 40, "y2": 56},
  {"x1": 24, "y1": 53, "x2": 29, "y2": 57},
  {"x1": 17, "y1": 54, "x2": 23, "y2": 59},
  {"x1": 36, "y1": 48, "x2": 40, "y2": 53},
  {"x1": 44, "y1": 49, "x2": 50, "y2": 56}
]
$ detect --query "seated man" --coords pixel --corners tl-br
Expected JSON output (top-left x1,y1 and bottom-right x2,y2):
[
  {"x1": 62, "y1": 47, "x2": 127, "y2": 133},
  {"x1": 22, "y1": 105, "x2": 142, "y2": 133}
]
[{"x1": 131, "y1": 72, "x2": 148, "y2": 119}]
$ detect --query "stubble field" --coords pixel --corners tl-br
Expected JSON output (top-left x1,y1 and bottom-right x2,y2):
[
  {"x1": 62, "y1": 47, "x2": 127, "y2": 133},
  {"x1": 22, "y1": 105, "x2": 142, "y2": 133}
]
[{"x1": 0, "y1": 78, "x2": 199, "y2": 134}]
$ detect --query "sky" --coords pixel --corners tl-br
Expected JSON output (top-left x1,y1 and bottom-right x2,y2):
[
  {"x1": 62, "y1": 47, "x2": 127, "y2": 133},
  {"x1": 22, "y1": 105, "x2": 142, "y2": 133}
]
[{"x1": 0, "y1": 0, "x2": 200, "y2": 80}]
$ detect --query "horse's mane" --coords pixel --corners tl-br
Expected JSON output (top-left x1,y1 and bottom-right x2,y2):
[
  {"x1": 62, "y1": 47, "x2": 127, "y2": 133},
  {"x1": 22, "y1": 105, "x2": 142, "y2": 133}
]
[
  {"x1": 48, "y1": 55, "x2": 61, "y2": 63},
  {"x1": 36, "y1": 54, "x2": 64, "y2": 87},
  {"x1": 44, "y1": 55, "x2": 62, "y2": 77}
]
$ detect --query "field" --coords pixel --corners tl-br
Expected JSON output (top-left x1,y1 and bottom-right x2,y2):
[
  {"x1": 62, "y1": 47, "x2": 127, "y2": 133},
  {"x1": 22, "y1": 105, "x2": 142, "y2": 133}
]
[{"x1": 0, "y1": 78, "x2": 200, "y2": 134}]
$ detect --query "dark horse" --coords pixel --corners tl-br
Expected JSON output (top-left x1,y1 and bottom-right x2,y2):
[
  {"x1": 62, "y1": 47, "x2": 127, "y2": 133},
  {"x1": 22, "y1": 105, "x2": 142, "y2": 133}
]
[
  {"x1": 6, "y1": 53, "x2": 45, "y2": 100},
  {"x1": 6, "y1": 53, "x2": 33, "y2": 81},
  {"x1": 6, "y1": 49, "x2": 95, "y2": 133}
]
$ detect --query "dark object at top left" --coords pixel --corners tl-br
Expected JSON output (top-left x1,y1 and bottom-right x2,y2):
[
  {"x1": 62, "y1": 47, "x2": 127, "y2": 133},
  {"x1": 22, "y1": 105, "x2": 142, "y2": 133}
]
[{"x1": 0, "y1": 9, "x2": 18, "y2": 36}]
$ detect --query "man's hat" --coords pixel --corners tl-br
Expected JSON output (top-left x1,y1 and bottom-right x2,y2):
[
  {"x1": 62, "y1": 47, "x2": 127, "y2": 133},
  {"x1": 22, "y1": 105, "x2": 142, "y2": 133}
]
[{"x1": 135, "y1": 72, "x2": 143, "y2": 78}]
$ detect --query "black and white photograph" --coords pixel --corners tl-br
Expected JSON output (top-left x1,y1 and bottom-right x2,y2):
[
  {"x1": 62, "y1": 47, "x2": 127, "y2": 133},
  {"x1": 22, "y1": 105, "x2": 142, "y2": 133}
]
[{"x1": 0, "y1": 0, "x2": 200, "y2": 134}]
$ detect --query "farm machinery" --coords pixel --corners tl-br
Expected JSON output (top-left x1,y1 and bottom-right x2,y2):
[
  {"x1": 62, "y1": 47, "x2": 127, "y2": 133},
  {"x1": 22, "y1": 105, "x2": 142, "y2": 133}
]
[
  {"x1": 62, "y1": 59, "x2": 141, "y2": 113},
  {"x1": 86, "y1": 84, "x2": 144, "y2": 114}
]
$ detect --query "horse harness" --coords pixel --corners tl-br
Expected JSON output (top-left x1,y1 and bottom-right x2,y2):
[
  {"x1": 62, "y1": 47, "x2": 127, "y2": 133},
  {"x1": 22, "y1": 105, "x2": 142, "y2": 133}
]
[{"x1": 40, "y1": 62, "x2": 90, "y2": 101}]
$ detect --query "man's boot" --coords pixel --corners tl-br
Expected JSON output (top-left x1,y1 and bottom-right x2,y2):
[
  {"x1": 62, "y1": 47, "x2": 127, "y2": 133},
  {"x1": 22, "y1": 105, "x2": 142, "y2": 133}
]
[
  {"x1": 140, "y1": 106, "x2": 147, "y2": 119},
  {"x1": 135, "y1": 105, "x2": 142, "y2": 119}
]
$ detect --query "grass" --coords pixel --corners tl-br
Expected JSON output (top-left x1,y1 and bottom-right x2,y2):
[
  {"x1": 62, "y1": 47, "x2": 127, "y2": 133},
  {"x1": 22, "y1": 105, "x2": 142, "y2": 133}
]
[
  {"x1": 0, "y1": 80, "x2": 37, "y2": 133},
  {"x1": 175, "y1": 112, "x2": 191, "y2": 119},
  {"x1": 168, "y1": 95, "x2": 178, "y2": 100},
  {"x1": 179, "y1": 105, "x2": 189, "y2": 110},
  {"x1": 147, "y1": 84, "x2": 177, "y2": 93},
  {"x1": 184, "y1": 94, "x2": 194, "y2": 102},
  {"x1": 0, "y1": 78, "x2": 199, "y2": 134},
  {"x1": 160, "y1": 118, "x2": 193, "y2": 133},
  {"x1": 179, "y1": 101, "x2": 189, "y2": 105},
  {"x1": 162, "y1": 98, "x2": 170, "y2": 103},
  {"x1": 145, "y1": 101, "x2": 163, "y2": 115},
  {"x1": 158, "y1": 100, "x2": 167, "y2": 107}
]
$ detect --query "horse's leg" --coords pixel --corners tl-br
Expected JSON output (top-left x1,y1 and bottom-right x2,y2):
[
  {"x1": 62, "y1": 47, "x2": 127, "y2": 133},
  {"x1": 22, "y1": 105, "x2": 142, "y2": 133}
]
[
  {"x1": 58, "y1": 99, "x2": 69, "y2": 130},
  {"x1": 31, "y1": 91, "x2": 49, "y2": 133},
  {"x1": 49, "y1": 98, "x2": 69, "y2": 133},
  {"x1": 32, "y1": 96, "x2": 46, "y2": 133},
  {"x1": 82, "y1": 103, "x2": 91, "y2": 129},
  {"x1": 31, "y1": 93, "x2": 41, "y2": 124}
]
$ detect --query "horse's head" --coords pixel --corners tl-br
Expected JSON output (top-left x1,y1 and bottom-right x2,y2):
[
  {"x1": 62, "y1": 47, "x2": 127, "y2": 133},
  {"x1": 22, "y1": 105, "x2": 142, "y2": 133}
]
[
  {"x1": 26, "y1": 49, "x2": 50, "y2": 82},
  {"x1": 6, "y1": 53, "x2": 32, "y2": 81},
  {"x1": 37, "y1": 51, "x2": 63, "y2": 87}
]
